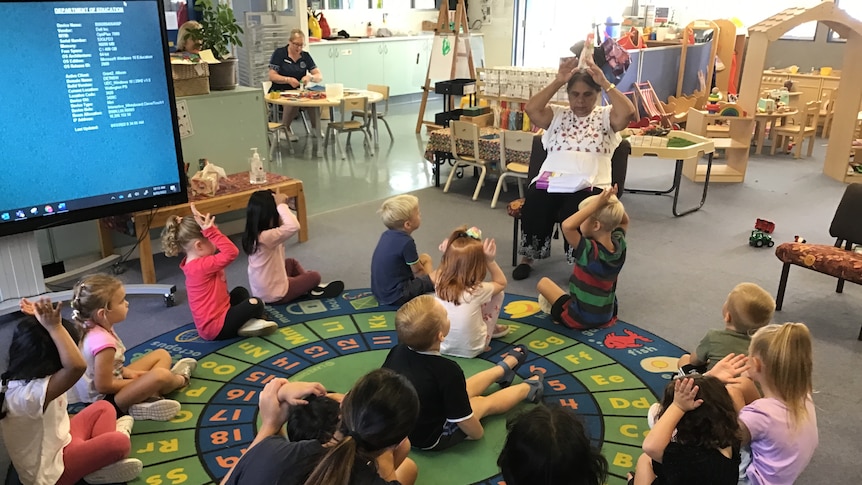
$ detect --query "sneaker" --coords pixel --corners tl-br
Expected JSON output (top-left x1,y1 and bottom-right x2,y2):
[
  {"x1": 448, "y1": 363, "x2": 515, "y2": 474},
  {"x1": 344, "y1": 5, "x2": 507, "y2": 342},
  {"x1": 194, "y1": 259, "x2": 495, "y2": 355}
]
[
  {"x1": 512, "y1": 263, "x2": 532, "y2": 280},
  {"x1": 83, "y1": 458, "x2": 143, "y2": 484},
  {"x1": 309, "y1": 280, "x2": 345, "y2": 299},
  {"x1": 171, "y1": 357, "x2": 197, "y2": 385},
  {"x1": 116, "y1": 415, "x2": 134, "y2": 436},
  {"x1": 238, "y1": 318, "x2": 278, "y2": 337},
  {"x1": 647, "y1": 402, "x2": 662, "y2": 429},
  {"x1": 128, "y1": 398, "x2": 181, "y2": 421},
  {"x1": 538, "y1": 294, "x2": 552, "y2": 314}
]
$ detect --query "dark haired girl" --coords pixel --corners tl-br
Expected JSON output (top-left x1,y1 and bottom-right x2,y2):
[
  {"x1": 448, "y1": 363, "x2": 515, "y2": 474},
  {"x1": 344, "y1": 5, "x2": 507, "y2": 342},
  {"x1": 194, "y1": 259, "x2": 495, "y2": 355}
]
[{"x1": 242, "y1": 190, "x2": 343, "y2": 303}]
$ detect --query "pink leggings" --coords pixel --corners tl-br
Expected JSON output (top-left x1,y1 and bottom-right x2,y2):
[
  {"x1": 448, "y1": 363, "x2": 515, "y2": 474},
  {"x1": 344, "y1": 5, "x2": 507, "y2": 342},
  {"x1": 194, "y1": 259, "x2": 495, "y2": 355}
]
[
  {"x1": 57, "y1": 400, "x2": 131, "y2": 485},
  {"x1": 271, "y1": 258, "x2": 322, "y2": 304}
]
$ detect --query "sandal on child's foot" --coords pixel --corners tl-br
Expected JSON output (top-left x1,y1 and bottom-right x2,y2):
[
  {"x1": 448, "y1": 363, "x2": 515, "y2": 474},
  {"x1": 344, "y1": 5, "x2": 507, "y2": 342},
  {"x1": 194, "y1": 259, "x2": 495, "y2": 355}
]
[
  {"x1": 495, "y1": 344, "x2": 528, "y2": 388},
  {"x1": 309, "y1": 280, "x2": 345, "y2": 299},
  {"x1": 524, "y1": 371, "x2": 545, "y2": 404}
]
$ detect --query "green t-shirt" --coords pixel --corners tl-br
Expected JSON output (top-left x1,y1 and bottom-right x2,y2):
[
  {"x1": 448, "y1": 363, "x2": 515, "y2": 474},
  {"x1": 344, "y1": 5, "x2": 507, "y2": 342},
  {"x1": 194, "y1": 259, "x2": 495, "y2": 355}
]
[{"x1": 694, "y1": 328, "x2": 752, "y2": 370}]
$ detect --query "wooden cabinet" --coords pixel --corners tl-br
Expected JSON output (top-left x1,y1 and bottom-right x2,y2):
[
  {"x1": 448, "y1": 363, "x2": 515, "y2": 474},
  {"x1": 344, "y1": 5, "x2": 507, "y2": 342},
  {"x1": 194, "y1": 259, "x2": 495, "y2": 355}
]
[
  {"x1": 759, "y1": 71, "x2": 841, "y2": 108},
  {"x1": 684, "y1": 109, "x2": 756, "y2": 183}
]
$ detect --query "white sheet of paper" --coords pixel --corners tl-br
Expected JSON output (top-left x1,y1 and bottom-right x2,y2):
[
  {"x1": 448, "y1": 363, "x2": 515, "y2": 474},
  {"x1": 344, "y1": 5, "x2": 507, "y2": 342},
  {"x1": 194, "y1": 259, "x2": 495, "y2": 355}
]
[
  {"x1": 165, "y1": 12, "x2": 178, "y2": 30},
  {"x1": 199, "y1": 49, "x2": 221, "y2": 64}
]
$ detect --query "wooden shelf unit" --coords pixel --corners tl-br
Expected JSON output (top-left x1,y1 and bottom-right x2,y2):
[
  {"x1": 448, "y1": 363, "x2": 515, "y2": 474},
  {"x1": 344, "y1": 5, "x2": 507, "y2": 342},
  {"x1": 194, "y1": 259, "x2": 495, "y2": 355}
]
[{"x1": 684, "y1": 109, "x2": 755, "y2": 183}]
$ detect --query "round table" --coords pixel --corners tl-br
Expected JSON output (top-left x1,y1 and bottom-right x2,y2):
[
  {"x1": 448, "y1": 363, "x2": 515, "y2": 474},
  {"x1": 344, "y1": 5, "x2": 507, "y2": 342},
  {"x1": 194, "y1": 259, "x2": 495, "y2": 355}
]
[
  {"x1": 266, "y1": 89, "x2": 385, "y2": 154},
  {"x1": 754, "y1": 109, "x2": 798, "y2": 155}
]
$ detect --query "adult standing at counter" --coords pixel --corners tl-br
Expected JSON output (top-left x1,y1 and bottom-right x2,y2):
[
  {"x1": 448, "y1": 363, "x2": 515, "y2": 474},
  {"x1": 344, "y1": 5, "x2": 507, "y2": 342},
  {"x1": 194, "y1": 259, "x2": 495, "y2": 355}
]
[
  {"x1": 512, "y1": 55, "x2": 635, "y2": 280},
  {"x1": 268, "y1": 29, "x2": 323, "y2": 134}
]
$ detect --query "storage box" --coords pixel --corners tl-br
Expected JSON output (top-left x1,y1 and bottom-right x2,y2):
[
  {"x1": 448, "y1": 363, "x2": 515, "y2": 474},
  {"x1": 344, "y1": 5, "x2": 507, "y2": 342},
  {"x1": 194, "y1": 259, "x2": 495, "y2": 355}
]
[
  {"x1": 459, "y1": 112, "x2": 493, "y2": 127},
  {"x1": 435, "y1": 109, "x2": 464, "y2": 127},
  {"x1": 172, "y1": 62, "x2": 210, "y2": 97},
  {"x1": 462, "y1": 106, "x2": 490, "y2": 116},
  {"x1": 435, "y1": 79, "x2": 476, "y2": 95}
]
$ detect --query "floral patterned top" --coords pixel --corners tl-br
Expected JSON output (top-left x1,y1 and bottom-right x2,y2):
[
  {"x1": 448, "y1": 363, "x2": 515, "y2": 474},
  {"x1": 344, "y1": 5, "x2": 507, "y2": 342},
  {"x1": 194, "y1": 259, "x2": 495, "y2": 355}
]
[{"x1": 536, "y1": 105, "x2": 621, "y2": 189}]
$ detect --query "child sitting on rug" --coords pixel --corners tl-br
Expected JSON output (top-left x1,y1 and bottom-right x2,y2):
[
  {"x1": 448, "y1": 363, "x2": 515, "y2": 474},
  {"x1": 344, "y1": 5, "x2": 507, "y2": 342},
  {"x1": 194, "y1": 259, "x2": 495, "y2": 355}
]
[
  {"x1": 242, "y1": 190, "x2": 344, "y2": 304},
  {"x1": 1, "y1": 299, "x2": 143, "y2": 485},
  {"x1": 629, "y1": 375, "x2": 741, "y2": 485},
  {"x1": 537, "y1": 185, "x2": 628, "y2": 330},
  {"x1": 434, "y1": 226, "x2": 509, "y2": 358},
  {"x1": 678, "y1": 283, "x2": 775, "y2": 374},
  {"x1": 371, "y1": 194, "x2": 435, "y2": 306},
  {"x1": 382, "y1": 295, "x2": 544, "y2": 451},
  {"x1": 498, "y1": 404, "x2": 608, "y2": 485},
  {"x1": 221, "y1": 370, "x2": 419, "y2": 485},
  {"x1": 162, "y1": 203, "x2": 277, "y2": 340},
  {"x1": 735, "y1": 323, "x2": 818, "y2": 485},
  {"x1": 66, "y1": 274, "x2": 194, "y2": 421}
]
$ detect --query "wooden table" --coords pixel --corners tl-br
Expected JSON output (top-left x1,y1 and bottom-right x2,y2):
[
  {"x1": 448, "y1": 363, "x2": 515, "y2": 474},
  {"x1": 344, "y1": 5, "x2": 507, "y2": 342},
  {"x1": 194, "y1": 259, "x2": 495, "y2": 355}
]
[
  {"x1": 754, "y1": 109, "x2": 797, "y2": 155},
  {"x1": 424, "y1": 126, "x2": 533, "y2": 187},
  {"x1": 98, "y1": 172, "x2": 307, "y2": 285},
  {"x1": 625, "y1": 131, "x2": 716, "y2": 217},
  {"x1": 266, "y1": 89, "x2": 384, "y2": 151}
]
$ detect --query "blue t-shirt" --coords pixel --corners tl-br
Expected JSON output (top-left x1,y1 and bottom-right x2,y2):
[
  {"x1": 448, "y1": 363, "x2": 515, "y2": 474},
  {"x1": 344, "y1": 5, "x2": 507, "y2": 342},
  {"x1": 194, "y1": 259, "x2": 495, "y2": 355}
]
[
  {"x1": 371, "y1": 229, "x2": 420, "y2": 305},
  {"x1": 268, "y1": 47, "x2": 317, "y2": 91}
]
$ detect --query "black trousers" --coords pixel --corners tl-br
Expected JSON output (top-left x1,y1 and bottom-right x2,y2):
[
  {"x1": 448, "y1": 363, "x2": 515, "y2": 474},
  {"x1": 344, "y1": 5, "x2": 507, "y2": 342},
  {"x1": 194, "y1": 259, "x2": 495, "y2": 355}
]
[
  {"x1": 518, "y1": 185, "x2": 600, "y2": 262},
  {"x1": 215, "y1": 286, "x2": 266, "y2": 340}
]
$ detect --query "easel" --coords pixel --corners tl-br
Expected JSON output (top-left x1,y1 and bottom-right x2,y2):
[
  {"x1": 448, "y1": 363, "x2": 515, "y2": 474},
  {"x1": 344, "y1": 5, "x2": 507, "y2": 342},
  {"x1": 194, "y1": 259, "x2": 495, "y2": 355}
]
[{"x1": 414, "y1": 0, "x2": 475, "y2": 133}]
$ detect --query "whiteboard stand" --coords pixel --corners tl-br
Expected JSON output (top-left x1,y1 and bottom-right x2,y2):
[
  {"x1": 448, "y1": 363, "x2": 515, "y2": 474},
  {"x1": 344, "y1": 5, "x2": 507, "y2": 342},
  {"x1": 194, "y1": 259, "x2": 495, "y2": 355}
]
[{"x1": 414, "y1": 0, "x2": 475, "y2": 134}]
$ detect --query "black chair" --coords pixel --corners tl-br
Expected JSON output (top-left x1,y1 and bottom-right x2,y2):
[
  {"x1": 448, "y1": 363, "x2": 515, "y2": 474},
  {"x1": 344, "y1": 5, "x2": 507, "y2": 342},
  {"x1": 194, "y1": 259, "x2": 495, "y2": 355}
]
[
  {"x1": 774, "y1": 183, "x2": 862, "y2": 339},
  {"x1": 507, "y1": 135, "x2": 630, "y2": 265}
]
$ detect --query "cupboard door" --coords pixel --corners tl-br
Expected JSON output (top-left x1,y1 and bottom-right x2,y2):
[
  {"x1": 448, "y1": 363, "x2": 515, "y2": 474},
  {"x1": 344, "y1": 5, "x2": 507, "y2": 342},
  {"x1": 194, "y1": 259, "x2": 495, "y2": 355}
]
[
  {"x1": 384, "y1": 40, "x2": 420, "y2": 96},
  {"x1": 361, "y1": 42, "x2": 387, "y2": 88},
  {"x1": 332, "y1": 44, "x2": 368, "y2": 88},
  {"x1": 306, "y1": 44, "x2": 335, "y2": 85}
]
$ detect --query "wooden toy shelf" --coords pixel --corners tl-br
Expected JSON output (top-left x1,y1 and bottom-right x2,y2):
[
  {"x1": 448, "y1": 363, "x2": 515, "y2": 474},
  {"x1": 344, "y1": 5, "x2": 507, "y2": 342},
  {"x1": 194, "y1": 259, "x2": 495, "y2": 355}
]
[{"x1": 684, "y1": 109, "x2": 755, "y2": 183}]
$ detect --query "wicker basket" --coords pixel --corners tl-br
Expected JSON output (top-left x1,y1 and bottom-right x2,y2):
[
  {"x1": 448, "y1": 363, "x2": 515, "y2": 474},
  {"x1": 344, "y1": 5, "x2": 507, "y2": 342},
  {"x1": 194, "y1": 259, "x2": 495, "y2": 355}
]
[{"x1": 172, "y1": 62, "x2": 210, "y2": 97}]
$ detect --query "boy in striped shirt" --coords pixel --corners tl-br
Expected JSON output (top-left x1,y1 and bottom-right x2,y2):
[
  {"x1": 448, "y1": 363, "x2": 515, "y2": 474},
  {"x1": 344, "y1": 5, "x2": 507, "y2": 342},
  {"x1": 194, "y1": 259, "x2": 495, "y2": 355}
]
[{"x1": 538, "y1": 185, "x2": 628, "y2": 330}]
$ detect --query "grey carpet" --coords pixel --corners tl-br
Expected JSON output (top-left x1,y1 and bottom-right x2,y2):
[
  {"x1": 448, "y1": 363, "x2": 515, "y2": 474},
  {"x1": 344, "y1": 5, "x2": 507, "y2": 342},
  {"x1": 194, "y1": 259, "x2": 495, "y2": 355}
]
[{"x1": 1, "y1": 142, "x2": 860, "y2": 483}]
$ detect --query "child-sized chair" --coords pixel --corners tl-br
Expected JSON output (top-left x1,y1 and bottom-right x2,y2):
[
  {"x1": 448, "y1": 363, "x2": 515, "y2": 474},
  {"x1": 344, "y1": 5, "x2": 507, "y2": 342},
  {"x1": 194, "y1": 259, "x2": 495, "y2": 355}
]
[
  {"x1": 443, "y1": 120, "x2": 498, "y2": 201},
  {"x1": 491, "y1": 130, "x2": 534, "y2": 209},
  {"x1": 325, "y1": 96, "x2": 372, "y2": 159},
  {"x1": 774, "y1": 183, "x2": 862, "y2": 340},
  {"x1": 351, "y1": 84, "x2": 393, "y2": 142},
  {"x1": 771, "y1": 100, "x2": 821, "y2": 158}
]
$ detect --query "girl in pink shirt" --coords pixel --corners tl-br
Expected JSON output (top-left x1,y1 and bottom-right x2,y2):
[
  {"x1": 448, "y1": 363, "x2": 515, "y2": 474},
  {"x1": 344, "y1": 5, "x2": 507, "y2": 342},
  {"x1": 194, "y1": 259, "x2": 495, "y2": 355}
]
[
  {"x1": 162, "y1": 203, "x2": 277, "y2": 340},
  {"x1": 241, "y1": 190, "x2": 343, "y2": 304}
]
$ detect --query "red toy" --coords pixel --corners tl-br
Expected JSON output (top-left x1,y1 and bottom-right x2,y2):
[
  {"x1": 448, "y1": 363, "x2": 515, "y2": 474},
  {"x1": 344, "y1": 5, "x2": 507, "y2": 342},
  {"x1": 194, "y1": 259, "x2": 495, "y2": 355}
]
[{"x1": 755, "y1": 218, "x2": 775, "y2": 234}]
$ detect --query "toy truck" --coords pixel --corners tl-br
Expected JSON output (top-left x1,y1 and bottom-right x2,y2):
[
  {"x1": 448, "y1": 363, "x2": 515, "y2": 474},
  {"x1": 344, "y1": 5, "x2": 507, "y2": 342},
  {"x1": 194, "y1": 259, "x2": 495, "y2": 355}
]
[
  {"x1": 755, "y1": 218, "x2": 775, "y2": 234},
  {"x1": 750, "y1": 230, "x2": 775, "y2": 248}
]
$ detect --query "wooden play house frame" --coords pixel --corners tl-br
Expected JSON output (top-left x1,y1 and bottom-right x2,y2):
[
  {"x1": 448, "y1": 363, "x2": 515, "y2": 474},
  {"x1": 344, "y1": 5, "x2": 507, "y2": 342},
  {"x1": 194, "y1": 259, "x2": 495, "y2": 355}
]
[{"x1": 738, "y1": 1, "x2": 862, "y2": 183}]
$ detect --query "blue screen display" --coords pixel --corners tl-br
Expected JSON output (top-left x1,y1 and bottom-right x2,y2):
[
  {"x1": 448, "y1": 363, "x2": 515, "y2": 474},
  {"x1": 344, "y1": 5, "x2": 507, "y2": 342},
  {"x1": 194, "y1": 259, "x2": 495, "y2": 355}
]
[{"x1": 0, "y1": 0, "x2": 185, "y2": 234}]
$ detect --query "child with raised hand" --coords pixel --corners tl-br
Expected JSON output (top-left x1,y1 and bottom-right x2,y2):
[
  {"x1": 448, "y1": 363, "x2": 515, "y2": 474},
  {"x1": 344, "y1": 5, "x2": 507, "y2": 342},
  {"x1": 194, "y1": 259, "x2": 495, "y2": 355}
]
[
  {"x1": 242, "y1": 190, "x2": 344, "y2": 304},
  {"x1": 435, "y1": 226, "x2": 509, "y2": 358},
  {"x1": 67, "y1": 274, "x2": 194, "y2": 421},
  {"x1": 498, "y1": 404, "x2": 608, "y2": 485},
  {"x1": 371, "y1": 194, "x2": 435, "y2": 306},
  {"x1": 383, "y1": 295, "x2": 544, "y2": 451},
  {"x1": 678, "y1": 283, "x2": 775, "y2": 374},
  {"x1": 630, "y1": 375, "x2": 741, "y2": 485},
  {"x1": 162, "y1": 202, "x2": 277, "y2": 340},
  {"x1": 537, "y1": 184, "x2": 628, "y2": 330},
  {"x1": 1, "y1": 299, "x2": 143, "y2": 485},
  {"x1": 222, "y1": 369, "x2": 419, "y2": 485},
  {"x1": 737, "y1": 323, "x2": 818, "y2": 485}
]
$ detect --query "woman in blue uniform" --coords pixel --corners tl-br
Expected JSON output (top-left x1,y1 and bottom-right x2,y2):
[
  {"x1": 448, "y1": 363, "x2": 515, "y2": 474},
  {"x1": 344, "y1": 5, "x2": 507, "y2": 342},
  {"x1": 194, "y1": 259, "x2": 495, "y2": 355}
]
[{"x1": 268, "y1": 29, "x2": 324, "y2": 133}]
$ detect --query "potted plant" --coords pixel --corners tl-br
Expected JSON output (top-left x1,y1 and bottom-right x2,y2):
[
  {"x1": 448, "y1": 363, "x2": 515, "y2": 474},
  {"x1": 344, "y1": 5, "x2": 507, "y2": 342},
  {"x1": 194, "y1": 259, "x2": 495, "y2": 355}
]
[{"x1": 191, "y1": 0, "x2": 243, "y2": 90}]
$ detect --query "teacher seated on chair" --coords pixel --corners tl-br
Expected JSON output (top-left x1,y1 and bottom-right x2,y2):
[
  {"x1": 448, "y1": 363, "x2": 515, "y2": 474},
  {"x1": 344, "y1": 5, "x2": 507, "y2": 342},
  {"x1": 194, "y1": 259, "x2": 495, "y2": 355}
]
[
  {"x1": 512, "y1": 55, "x2": 635, "y2": 281},
  {"x1": 268, "y1": 29, "x2": 323, "y2": 129}
]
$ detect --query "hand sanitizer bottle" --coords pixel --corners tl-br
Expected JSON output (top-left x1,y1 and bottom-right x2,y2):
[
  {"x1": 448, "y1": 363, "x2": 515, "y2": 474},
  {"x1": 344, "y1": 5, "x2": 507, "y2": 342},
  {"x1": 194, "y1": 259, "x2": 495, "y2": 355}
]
[{"x1": 249, "y1": 148, "x2": 266, "y2": 184}]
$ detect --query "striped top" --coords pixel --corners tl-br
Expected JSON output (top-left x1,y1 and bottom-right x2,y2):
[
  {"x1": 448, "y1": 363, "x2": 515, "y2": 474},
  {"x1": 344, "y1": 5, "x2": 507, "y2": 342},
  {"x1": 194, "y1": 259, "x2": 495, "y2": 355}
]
[{"x1": 566, "y1": 228, "x2": 627, "y2": 329}]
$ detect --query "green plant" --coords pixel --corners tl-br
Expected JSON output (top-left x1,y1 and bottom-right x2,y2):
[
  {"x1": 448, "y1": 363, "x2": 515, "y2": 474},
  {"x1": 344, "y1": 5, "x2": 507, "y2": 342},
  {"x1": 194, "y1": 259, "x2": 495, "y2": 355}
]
[{"x1": 192, "y1": 0, "x2": 243, "y2": 59}]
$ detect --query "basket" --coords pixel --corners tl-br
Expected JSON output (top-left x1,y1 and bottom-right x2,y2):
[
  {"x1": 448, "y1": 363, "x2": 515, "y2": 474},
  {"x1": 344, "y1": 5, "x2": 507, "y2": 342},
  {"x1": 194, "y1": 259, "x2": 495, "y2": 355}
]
[{"x1": 172, "y1": 62, "x2": 210, "y2": 97}]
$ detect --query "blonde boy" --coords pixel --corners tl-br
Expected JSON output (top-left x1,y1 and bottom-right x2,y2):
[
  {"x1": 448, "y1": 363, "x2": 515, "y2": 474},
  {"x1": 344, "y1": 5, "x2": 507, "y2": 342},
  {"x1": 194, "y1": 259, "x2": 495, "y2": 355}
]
[
  {"x1": 678, "y1": 282, "x2": 775, "y2": 372},
  {"x1": 383, "y1": 295, "x2": 543, "y2": 451},
  {"x1": 371, "y1": 194, "x2": 435, "y2": 306},
  {"x1": 537, "y1": 185, "x2": 629, "y2": 330}
]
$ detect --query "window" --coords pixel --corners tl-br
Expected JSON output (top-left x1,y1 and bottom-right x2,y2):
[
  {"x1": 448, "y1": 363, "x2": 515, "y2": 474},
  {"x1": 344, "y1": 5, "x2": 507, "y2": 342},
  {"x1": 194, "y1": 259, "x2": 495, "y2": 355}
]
[
  {"x1": 779, "y1": 21, "x2": 817, "y2": 41},
  {"x1": 828, "y1": 0, "x2": 862, "y2": 42}
]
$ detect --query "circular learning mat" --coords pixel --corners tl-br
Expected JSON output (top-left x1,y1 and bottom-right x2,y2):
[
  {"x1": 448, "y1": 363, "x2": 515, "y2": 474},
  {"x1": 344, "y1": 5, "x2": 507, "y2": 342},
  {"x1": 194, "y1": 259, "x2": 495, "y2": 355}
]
[{"x1": 125, "y1": 290, "x2": 685, "y2": 485}]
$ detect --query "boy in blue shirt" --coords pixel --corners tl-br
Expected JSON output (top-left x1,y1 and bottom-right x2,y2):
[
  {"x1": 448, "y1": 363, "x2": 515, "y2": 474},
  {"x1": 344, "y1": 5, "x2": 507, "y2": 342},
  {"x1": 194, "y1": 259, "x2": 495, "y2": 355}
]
[{"x1": 371, "y1": 194, "x2": 435, "y2": 306}]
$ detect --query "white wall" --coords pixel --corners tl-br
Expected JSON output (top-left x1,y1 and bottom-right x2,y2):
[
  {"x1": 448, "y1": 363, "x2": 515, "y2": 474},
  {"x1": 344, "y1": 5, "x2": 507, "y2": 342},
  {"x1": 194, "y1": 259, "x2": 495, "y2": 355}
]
[{"x1": 468, "y1": 0, "x2": 515, "y2": 67}]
